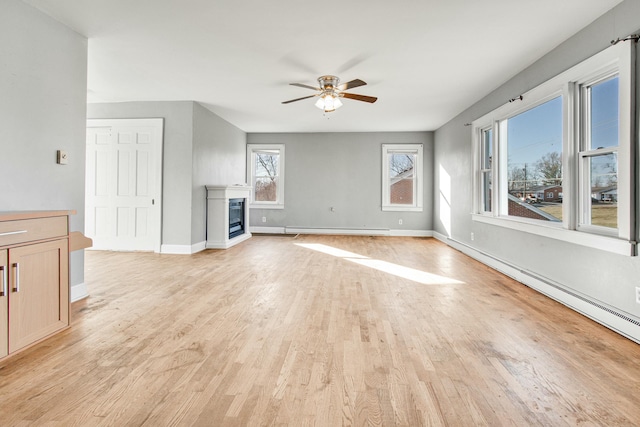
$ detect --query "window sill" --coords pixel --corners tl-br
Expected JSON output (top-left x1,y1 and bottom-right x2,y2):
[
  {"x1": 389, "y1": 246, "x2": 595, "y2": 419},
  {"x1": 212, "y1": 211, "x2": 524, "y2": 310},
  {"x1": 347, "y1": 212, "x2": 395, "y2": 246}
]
[
  {"x1": 472, "y1": 213, "x2": 633, "y2": 256},
  {"x1": 382, "y1": 206, "x2": 423, "y2": 212},
  {"x1": 250, "y1": 204, "x2": 284, "y2": 210}
]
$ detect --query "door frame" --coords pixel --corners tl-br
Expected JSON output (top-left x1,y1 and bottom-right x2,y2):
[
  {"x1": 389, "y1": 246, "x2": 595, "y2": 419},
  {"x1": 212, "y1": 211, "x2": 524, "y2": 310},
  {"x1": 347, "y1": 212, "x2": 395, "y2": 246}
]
[{"x1": 86, "y1": 118, "x2": 164, "y2": 253}]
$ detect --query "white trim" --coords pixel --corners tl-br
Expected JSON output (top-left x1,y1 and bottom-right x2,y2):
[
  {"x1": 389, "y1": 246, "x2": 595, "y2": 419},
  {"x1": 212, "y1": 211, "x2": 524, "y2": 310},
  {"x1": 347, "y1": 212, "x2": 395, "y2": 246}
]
[
  {"x1": 432, "y1": 231, "x2": 640, "y2": 344},
  {"x1": 285, "y1": 227, "x2": 389, "y2": 236},
  {"x1": 247, "y1": 144, "x2": 285, "y2": 209},
  {"x1": 382, "y1": 144, "x2": 424, "y2": 212},
  {"x1": 282, "y1": 227, "x2": 431, "y2": 237},
  {"x1": 161, "y1": 241, "x2": 206, "y2": 254},
  {"x1": 70, "y1": 282, "x2": 88, "y2": 302},
  {"x1": 250, "y1": 226, "x2": 286, "y2": 234},
  {"x1": 389, "y1": 229, "x2": 432, "y2": 237}
]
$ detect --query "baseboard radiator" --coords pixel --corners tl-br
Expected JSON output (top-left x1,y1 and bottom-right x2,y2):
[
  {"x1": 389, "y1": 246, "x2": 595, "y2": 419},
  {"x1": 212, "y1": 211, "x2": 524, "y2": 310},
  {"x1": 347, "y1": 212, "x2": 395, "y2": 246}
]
[{"x1": 439, "y1": 234, "x2": 640, "y2": 344}]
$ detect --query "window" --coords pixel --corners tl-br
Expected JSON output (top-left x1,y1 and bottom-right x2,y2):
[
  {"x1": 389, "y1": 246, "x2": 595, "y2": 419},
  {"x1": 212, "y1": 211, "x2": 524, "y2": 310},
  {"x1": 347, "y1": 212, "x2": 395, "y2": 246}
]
[
  {"x1": 472, "y1": 42, "x2": 633, "y2": 255},
  {"x1": 382, "y1": 144, "x2": 423, "y2": 211},
  {"x1": 247, "y1": 144, "x2": 284, "y2": 209},
  {"x1": 579, "y1": 75, "x2": 619, "y2": 233}
]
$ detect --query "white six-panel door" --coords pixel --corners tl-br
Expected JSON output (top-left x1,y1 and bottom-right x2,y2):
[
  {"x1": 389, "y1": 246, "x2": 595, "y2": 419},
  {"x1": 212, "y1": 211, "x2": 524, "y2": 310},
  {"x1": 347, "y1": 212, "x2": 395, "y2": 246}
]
[{"x1": 86, "y1": 119, "x2": 163, "y2": 252}]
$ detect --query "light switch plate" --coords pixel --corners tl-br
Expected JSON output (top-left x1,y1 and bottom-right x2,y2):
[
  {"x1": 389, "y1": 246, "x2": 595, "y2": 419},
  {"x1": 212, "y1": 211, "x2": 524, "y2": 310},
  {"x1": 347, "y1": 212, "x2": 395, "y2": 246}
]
[{"x1": 57, "y1": 150, "x2": 68, "y2": 165}]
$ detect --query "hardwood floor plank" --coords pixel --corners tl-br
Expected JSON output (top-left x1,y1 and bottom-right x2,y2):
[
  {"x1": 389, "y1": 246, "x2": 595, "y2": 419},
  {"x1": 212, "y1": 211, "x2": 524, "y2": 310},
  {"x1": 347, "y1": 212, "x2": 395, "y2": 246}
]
[{"x1": 1, "y1": 235, "x2": 640, "y2": 426}]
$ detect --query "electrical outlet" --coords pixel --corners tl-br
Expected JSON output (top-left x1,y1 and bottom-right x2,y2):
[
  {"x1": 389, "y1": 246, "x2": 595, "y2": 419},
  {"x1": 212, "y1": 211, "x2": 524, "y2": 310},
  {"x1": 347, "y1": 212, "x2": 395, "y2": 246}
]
[
  {"x1": 471, "y1": 232, "x2": 475, "y2": 241},
  {"x1": 261, "y1": 216, "x2": 266, "y2": 223},
  {"x1": 398, "y1": 219, "x2": 403, "y2": 225},
  {"x1": 636, "y1": 287, "x2": 640, "y2": 304}
]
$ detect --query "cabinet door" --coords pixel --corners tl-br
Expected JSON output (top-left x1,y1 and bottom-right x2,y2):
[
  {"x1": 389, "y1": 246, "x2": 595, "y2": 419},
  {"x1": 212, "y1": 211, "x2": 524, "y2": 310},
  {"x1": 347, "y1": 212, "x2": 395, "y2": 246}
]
[
  {"x1": 0, "y1": 249, "x2": 7, "y2": 358},
  {"x1": 9, "y1": 239, "x2": 69, "y2": 354}
]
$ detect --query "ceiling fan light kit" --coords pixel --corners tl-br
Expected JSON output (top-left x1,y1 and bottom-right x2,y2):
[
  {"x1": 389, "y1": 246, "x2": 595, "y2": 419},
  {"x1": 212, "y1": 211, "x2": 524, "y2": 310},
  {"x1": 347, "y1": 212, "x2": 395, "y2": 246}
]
[{"x1": 282, "y1": 75, "x2": 377, "y2": 113}]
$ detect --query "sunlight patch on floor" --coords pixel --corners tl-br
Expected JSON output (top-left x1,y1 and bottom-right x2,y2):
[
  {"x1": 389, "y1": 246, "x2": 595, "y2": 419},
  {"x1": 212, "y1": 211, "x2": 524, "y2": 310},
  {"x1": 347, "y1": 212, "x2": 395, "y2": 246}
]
[{"x1": 295, "y1": 243, "x2": 464, "y2": 285}]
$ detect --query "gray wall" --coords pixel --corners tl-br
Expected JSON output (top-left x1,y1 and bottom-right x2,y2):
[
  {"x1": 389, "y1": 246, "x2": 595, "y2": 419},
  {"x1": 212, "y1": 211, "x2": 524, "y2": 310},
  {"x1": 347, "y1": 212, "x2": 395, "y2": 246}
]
[
  {"x1": 87, "y1": 101, "x2": 246, "y2": 247},
  {"x1": 433, "y1": 0, "x2": 640, "y2": 319},
  {"x1": 192, "y1": 102, "x2": 247, "y2": 243},
  {"x1": 0, "y1": 0, "x2": 88, "y2": 288},
  {"x1": 248, "y1": 132, "x2": 433, "y2": 231}
]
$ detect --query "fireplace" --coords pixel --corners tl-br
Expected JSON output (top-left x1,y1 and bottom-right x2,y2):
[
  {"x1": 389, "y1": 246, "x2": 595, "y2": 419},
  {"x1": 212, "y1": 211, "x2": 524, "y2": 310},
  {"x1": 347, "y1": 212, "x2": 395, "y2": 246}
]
[
  {"x1": 228, "y1": 198, "x2": 245, "y2": 239},
  {"x1": 205, "y1": 185, "x2": 252, "y2": 249}
]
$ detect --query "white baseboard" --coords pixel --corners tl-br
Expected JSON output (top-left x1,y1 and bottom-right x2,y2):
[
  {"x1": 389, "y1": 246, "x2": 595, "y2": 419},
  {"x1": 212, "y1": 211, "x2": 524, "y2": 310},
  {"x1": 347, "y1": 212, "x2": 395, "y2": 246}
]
[
  {"x1": 433, "y1": 231, "x2": 640, "y2": 344},
  {"x1": 71, "y1": 282, "x2": 88, "y2": 302},
  {"x1": 251, "y1": 226, "x2": 432, "y2": 237},
  {"x1": 389, "y1": 229, "x2": 433, "y2": 237},
  {"x1": 285, "y1": 227, "x2": 389, "y2": 236},
  {"x1": 250, "y1": 226, "x2": 286, "y2": 234},
  {"x1": 161, "y1": 241, "x2": 206, "y2": 254}
]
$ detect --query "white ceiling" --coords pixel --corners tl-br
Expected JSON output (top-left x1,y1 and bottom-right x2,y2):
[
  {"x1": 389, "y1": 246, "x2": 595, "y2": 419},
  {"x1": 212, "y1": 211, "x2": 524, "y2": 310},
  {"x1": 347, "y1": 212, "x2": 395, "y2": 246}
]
[{"x1": 24, "y1": 0, "x2": 622, "y2": 133}]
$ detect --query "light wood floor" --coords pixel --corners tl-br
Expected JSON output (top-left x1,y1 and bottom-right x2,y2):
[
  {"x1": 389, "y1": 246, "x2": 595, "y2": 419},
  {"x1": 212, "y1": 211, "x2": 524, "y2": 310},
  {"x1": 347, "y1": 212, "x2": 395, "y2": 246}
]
[{"x1": 1, "y1": 235, "x2": 639, "y2": 426}]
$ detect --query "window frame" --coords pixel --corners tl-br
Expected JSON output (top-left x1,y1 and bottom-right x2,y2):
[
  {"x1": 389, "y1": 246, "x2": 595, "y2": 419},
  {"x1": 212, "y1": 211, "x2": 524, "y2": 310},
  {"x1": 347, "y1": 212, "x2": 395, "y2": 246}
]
[
  {"x1": 471, "y1": 42, "x2": 634, "y2": 256},
  {"x1": 246, "y1": 144, "x2": 285, "y2": 209},
  {"x1": 382, "y1": 143, "x2": 424, "y2": 212}
]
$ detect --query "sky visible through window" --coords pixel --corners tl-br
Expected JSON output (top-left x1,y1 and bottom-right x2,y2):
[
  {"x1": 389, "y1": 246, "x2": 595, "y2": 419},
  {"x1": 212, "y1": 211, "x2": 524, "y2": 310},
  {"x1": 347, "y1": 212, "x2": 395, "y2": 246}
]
[{"x1": 507, "y1": 78, "x2": 618, "y2": 183}]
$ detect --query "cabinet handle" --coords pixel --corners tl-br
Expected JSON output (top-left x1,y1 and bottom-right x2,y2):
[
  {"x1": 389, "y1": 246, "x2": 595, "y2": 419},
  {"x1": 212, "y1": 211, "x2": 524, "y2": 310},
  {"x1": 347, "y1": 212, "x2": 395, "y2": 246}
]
[
  {"x1": 0, "y1": 265, "x2": 5, "y2": 297},
  {"x1": 12, "y1": 263, "x2": 19, "y2": 292},
  {"x1": 0, "y1": 230, "x2": 27, "y2": 237}
]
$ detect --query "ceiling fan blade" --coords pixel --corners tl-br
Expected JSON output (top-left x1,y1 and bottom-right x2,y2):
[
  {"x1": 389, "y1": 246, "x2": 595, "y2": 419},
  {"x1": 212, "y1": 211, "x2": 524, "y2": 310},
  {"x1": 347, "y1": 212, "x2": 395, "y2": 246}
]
[
  {"x1": 341, "y1": 92, "x2": 378, "y2": 103},
  {"x1": 338, "y1": 79, "x2": 366, "y2": 91},
  {"x1": 282, "y1": 94, "x2": 318, "y2": 104},
  {"x1": 290, "y1": 83, "x2": 320, "y2": 91}
]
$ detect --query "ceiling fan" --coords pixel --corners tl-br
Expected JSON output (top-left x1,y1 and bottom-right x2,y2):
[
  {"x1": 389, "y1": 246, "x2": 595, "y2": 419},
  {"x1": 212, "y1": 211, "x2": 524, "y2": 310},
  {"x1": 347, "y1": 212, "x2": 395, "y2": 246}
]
[{"x1": 282, "y1": 75, "x2": 377, "y2": 113}]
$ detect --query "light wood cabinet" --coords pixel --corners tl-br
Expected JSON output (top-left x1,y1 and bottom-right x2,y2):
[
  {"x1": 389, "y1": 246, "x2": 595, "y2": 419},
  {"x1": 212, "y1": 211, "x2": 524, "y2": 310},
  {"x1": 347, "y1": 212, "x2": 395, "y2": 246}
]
[{"x1": 0, "y1": 211, "x2": 71, "y2": 360}]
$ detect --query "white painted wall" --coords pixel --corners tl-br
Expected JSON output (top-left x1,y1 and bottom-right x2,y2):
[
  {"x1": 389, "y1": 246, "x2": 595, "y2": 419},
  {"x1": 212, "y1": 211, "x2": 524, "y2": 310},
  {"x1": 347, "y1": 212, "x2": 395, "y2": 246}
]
[
  {"x1": 433, "y1": 0, "x2": 640, "y2": 334},
  {"x1": 247, "y1": 132, "x2": 433, "y2": 233},
  {"x1": 0, "y1": 0, "x2": 88, "y2": 291}
]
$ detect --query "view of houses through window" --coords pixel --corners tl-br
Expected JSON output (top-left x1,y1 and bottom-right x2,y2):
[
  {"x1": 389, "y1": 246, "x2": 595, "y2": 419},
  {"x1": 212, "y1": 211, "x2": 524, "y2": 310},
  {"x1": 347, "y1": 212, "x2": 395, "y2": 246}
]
[
  {"x1": 389, "y1": 152, "x2": 415, "y2": 205},
  {"x1": 506, "y1": 96, "x2": 563, "y2": 222},
  {"x1": 582, "y1": 75, "x2": 619, "y2": 229},
  {"x1": 382, "y1": 144, "x2": 423, "y2": 212}
]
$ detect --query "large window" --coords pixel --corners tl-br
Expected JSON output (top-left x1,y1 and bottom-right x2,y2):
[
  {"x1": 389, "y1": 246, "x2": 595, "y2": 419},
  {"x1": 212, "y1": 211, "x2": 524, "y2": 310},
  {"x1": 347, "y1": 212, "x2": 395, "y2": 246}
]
[
  {"x1": 382, "y1": 144, "x2": 423, "y2": 211},
  {"x1": 247, "y1": 144, "x2": 285, "y2": 209},
  {"x1": 472, "y1": 42, "x2": 633, "y2": 255}
]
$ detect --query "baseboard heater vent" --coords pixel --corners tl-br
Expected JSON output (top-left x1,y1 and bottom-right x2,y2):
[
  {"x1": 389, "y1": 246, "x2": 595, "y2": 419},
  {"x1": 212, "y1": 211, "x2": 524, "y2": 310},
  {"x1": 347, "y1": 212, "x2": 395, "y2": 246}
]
[
  {"x1": 444, "y1": 236, "x2": 640, "y2": 342},
  {"x1": 518, "y1": 269, "x2": 640, "y2": 328}
]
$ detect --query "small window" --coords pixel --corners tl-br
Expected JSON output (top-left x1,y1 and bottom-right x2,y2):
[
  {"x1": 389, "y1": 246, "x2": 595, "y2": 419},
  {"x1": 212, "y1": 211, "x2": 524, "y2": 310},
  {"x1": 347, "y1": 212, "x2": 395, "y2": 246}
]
[
  {"x1": 382, "y1": 144, "x2": 423, "y2": 212},
  {"x1": 247, "y1": 144, "x2": 285, "y2": 209}
]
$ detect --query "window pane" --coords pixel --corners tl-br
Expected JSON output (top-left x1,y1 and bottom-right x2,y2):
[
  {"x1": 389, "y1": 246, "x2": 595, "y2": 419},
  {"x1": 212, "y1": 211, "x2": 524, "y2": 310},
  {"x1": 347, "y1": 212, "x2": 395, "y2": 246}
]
[
  {"x1": 506, "y1": 97, "x2": 563, "y2": 222},
  {"x1": 254, "y1": 177, "x2": 277, "y2": 202},
  {"x1": 588, "y1": 153, "x2": 617, "y2": 228},
  {"x1": 255, "y1": 152, "x2": 279, "y2": 178},
  {"x1": 482, "y1": 129, "x2": 492, "y2": 212},
  {"x1": 482, "y1": 129, "x2": 492, "y2": 169},
  {"x1": 389, "y1": 153, "x2": 415, "y2": 205},
  {"x1": 590, "y1": 76, "x2": 619, "y2": 150}
]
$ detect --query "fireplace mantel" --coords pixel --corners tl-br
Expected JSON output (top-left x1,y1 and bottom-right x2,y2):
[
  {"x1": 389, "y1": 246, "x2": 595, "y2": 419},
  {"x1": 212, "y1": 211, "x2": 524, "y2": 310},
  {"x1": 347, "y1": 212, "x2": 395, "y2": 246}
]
[{"x1": 205, "y1": 185, "x2": 252, "y2": 249}]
